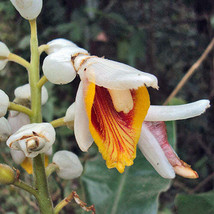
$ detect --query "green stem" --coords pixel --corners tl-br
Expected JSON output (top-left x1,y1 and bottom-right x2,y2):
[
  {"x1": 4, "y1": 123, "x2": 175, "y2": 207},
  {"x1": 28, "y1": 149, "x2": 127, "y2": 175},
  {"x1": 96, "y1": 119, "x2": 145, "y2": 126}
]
[
  {"x1": 38, "y1": 44, "x2": 49, "y2": 55},
  {"x1": 29, "y1": 19, "x2": 53, "y2": 214},
  {"x1": 13, "y1": 179, "x2": 38, "y2": 198},
  {"x1": 33, "y1": 155, "x2": 53, "y2": 213},
  {"x1": 7, "y1": 53, "x2": 30, "y2": 69},
  {"x1": 37, "y1": 75, "x2": 48, "y2": 88},
  {"x1": 50, "y1": 117, "x2": 66, "y2": 128},
  {"x1": 29, "y1": 19, "x2": 42, "y2": 123},
  {"x1": 8, "y1": 102, "x2": 33, "y2": 116},
  {"x1": 46, "y1": 163, "x2": 59, "y2": 178}
]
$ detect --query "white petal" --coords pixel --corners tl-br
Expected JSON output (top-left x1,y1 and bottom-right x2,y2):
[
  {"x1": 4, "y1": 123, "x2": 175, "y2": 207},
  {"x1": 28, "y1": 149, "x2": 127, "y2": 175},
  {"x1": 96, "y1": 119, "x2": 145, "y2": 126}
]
[
  {"x1": 78, "y1": 57, "x2": 158, "y2": 90},
  {"x1": 0, "y1": 60, "x2": 8, "y2": 70},
  {"x1": 46, "y1": 38, "x2": 78, "y2": 55},
  {"x1": 53, "y1": 150, "x2": 83, "y2": 179},
  {"x1": 14, "y1": 83, "x2": 48, "y2": 105},
  {"x1": 8, "y1": 111, "x2": 30, "y2": 133},
  {"x1": 138, "y1": 123, "x2": 175, "y2": 179},
  {"x1": 0, "y1": 89, "x2": 9, "y2": 117},
  {"x1": 0, "y1": 42, "x2": 10, "y2": 69},
  {"x1": 6, "y1": 123, "x2": 55, "y2": 158},
  {"x1": 10, "y1": 149, "x2": 26, "y2": 165},
  {"x1": 145, "y1": 100, "x2": 210, "y2": 121},
  {"x1": 42, "y1": 48, "x2": 84, "y2": 84},
  {"x1": 0, "y1": 117, "x2": 12, "y2": 142},
  {"x1": 64, "y1": 103, "x2": 75, "y2": 123},
  {"x1": 10, "y1": 0, "x2": 42, "y2": 20},
  {"x1": 74, "y1": 81, "x2": 93, "y2": 152}
]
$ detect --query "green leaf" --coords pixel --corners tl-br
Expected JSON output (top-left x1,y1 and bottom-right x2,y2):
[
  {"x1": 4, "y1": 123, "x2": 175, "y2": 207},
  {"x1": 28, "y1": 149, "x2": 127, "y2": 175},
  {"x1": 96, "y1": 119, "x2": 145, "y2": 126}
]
[
  {"x1": 175, "y1": 191, "x2": 214, "y2": 214},
  {"x1": 82, "y1": 149, "x2": 172, "y2": 214}
]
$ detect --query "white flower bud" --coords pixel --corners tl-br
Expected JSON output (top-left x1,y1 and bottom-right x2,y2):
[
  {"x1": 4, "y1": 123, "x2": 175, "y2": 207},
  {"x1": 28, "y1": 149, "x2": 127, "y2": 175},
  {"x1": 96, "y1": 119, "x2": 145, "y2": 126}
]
[
  {"x1": 10, "y1": 149, "x2": 26, "y2": 165},
  {"x1": 8, "y1": 111, "x2": 30, "y2": 133},
  {"x1": 42, "y1": 47, "x2": 88, "y2": 85},
  {"x1": 46, "y1": 38, "x2": 78, "y2": 55},
  {"x1": 0, "y1": 117, "x2": 12, "y2": 142},
  {"x1": 0, "y1": 42, "x2": 10, "y2": 70},
  {"x1": 0, "y1": 90, "x2": 9, "y2": 117},
  {"x1": 64, "y1": 103, "x2": 75, "y2": 129},
  {"x1": 10, "y1": 0, "x2": 42, "y2": 20},
  {"x1": 53, "y1": 150, "x2": 83, "y2": 179},
  {"x1": 14, "y1": 83, "x2": 48, "y2": 105},
  {"x1": 6, "y1": 123, "x2": 55, "y2": 158}
]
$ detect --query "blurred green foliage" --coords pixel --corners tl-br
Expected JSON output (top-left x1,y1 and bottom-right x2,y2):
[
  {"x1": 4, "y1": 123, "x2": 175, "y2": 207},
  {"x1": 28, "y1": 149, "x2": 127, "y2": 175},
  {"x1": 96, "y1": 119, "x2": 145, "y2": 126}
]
[{"x1": 0, "y1": 0, "x2": 214, "y2": 213}]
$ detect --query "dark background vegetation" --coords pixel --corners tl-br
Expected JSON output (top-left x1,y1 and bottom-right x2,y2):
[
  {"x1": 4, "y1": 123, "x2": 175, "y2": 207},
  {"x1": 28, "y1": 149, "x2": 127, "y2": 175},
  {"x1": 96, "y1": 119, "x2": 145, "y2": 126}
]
[{"x1": 0, "y1": 0, "x2": 214, "y2": 213}]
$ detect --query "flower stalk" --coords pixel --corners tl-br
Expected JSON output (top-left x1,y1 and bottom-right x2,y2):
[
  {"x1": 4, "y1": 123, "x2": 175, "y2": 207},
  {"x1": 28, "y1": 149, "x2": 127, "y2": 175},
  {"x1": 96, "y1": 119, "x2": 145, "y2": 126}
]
[
  {"x1": 8, "y1": 53, "x2": 30, "y2": 69},
  {"x1": 50, "y1": 117, "x2": 66, "y2": 128},
  {"x1": 8, "y1": 102, "x2": 33, "y2": 116},
  {"x1": 28, "y1": 19, "x2": 53, "y2": 213}
]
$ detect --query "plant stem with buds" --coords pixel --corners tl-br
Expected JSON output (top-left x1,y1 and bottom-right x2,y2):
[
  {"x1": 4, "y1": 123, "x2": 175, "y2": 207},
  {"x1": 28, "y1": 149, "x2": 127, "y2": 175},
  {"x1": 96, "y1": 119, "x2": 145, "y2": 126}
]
[{"x1": 29, "y1": 19, "x2": 53, "y2": 214}]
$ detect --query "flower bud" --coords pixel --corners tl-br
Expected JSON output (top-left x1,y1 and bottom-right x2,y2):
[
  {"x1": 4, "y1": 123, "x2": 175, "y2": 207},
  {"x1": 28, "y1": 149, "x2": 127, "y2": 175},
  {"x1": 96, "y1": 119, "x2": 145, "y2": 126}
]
[
  {"x1": 53, "y1": 150, "x2": 83, "y2": 179},
  {"x1": 64, "y1": 103, "x2": 75, "y2": 129},
  {"x1": 6, "y1": 123, "x2": 55, "y2": 158},
  {"x1": 10, "y1": 0, "x2": 42, "y2": 20},
  {"x1": 0, "y1": 164, "x2": 15, "y2": 185},
  {"x1": 0, "y1": 42, "x2": 10, "y2": 70},
  {"x1": 0, "y1": 117, "x2": 12, "y2": 142},
  {"x1": 0, "y1": 90, "x2": 9, "y2": 117},
  {"x1": 46, "y1": 38, "x2": 78, "y2": 55},
  {"x1": 14, "y1": 84, "x2": 48, "y2": 105},
  {"x1": 8, "y1": 111, "x2": 30, "y2": 133},
  {"x1": 42, "y1": 47, "x2": 88, "y2": 85}
]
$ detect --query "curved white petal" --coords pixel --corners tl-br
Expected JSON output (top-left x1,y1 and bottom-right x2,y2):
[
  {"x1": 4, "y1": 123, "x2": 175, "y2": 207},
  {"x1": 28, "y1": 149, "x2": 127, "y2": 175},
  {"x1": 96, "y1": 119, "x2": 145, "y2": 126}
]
[
  {"x1": 74, "y1": 81, "x2": 93, "y2": 151},
  {"x1": 0, "y1": 42, "x2": 10, "y2": 57},
  {"x1": 0, "y1": 117, "x2": 12, "y2": 142},
  {"x1": 10, "y1": 0, "x2": 42, "y2": 20},
  {"x1": 145, "y1": 100, "x2": 210, "y2": 121},
  {"x1": 64, "y1": 103, "x2": 75, "y2": 123},
  {"x1": 10, "y1": 149, "x2": 26, "y2": 165},
  {"x1": 78, "y1": 57, "x2": 158, "y2": 90},
  {"x1": 46, "y1": 38, "x2": 78, "y2": 55},
  {"x1": 138, "y1": 123, "x2": 175, "y2": 179},
  {"x1": 0, "y1": 89, "x2": 9, "y2": 117}
]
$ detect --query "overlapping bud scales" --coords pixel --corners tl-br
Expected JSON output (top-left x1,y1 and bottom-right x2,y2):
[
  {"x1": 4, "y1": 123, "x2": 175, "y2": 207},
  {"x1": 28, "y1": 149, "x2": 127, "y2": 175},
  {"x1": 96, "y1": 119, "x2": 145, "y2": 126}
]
[
  {"x1": 14, "y1": 84, "x2": 48, "y2": 105},
  {"x1": 0, "y1": 117, "x2": 12, "y2": 142},
  {"x1": 46, "y1": 38, "x2": 78, "y2": 55},
  {"x1": 10, "y1": 0, "x2": 42, "y2": 20},
  {"x1": 0, "y1": 42, "x2": 10, "y2": 70},
  {"x1": 53, "y1": 150, "x2": 83, "y2": 179},
  {"x1": 0, "y1": 90, "x2": 9, "y2": 117},
  {"x1": 42, "y1": 47, "x2": 88, "y2": 84},
  {"x1": 6, "y1": 123, "x2": 55, "y2": 158},
  {"x1": 64, "y1": 103, "x2": 75, "y2": 129}
]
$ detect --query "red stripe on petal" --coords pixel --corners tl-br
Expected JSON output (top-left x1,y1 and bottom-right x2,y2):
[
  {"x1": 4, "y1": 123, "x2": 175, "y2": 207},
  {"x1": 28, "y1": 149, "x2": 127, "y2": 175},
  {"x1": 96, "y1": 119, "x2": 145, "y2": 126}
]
[{"x1": 85, "y1": 84, "x2": 150, "y2": 173}]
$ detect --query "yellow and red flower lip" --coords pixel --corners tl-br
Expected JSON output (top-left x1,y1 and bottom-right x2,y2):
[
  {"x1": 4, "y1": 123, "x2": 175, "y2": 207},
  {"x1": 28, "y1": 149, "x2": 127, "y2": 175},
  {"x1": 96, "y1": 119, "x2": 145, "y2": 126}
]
[{"x1": 73, "y1": 55, "x2": 158, "y2": 173}]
